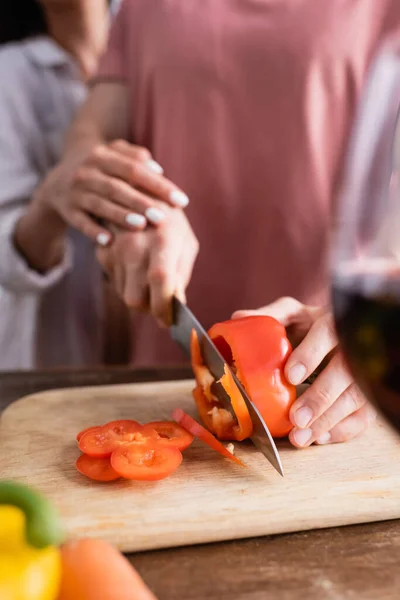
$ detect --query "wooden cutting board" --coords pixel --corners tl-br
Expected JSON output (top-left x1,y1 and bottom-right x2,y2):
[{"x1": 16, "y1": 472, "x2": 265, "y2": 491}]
[{"x1": 1, "y1": 379, "x2": 400, "y2": 553}]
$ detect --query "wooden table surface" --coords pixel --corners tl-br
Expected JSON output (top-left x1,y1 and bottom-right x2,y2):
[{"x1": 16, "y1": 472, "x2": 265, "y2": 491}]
[{"x1": 1, "y1": 367, "x2": 400, "y2": 600}]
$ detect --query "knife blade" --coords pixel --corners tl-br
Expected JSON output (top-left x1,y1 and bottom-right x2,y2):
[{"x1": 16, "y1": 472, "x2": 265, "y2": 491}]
[{"x1": 170, "y1": 297, "x2": 284, "y2": 476}]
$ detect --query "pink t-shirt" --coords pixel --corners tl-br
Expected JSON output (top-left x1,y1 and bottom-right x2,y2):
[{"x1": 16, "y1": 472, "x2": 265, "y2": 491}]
[{"x1": 96, "y1": 0, "x2": 400, "y2": 367}]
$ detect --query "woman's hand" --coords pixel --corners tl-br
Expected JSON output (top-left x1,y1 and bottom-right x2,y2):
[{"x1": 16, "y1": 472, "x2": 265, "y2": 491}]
[
  {"x1": 38, "y1": 140, "x2": 190, "y2": 246},
  {"x1": 233, "y1": 297, "x2": 377, "y2": 448},
  {"x1": 96, "y1": 204, "x2": 199, "y2": 325}
]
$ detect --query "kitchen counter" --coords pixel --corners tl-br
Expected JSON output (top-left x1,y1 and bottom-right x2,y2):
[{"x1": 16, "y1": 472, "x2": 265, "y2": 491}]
[{"x1": 1, "y1": 366, "x2": 399, "y2": 600}]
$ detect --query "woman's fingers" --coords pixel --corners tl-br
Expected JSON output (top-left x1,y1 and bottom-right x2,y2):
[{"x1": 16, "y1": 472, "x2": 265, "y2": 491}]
[
  {"x1": 289, "y1": 380, "x2": 368, "y2": 448},
  {"x1": 75, "y1": 168, "x2": 164, "y2": 225},
  {"x1": 312, "y1": 383, "x2": 369, "y2": 443},
  {"x1": 232, "y1": 297, "x2": 306, "y2": 327},
  {"x1": 81, "y1": 191, "x2": 147, "y2": 231},
  {"x1": 68, "y1": 210, "x2": 112, "y2": 246},
  {"x1": 87, "y1": 145, "x2": 189, "y2": 209},
  {"x1": 318, "y1": 403, "x2": 376, "y2": 445},
  {"x1": 109, "y1": 139, "x2": 164, "y2": 175},
  {"x1": 289, "y1": 352, "x2": 352, "y2": 428},
  {"x1": 284, "y1": 312, "x2": 338, "y2": 385}
]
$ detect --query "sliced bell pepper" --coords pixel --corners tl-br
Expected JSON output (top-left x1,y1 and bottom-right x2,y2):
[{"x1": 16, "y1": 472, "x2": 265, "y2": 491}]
[
  {"x1": 191, "y1": 330, "x2": 253, "y2": 441},
  {"x1": 0, "y1": 480, "x2": 62, "y2": 600},
  {"x1": 191, "y1": 316, "x2": 296, "y2": 440}
]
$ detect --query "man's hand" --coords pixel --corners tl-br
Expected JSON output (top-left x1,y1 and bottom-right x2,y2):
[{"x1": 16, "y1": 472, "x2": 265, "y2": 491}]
[
  {"x1": 96, "y1": 204, "x2": 199, "y2": 325},
  {"x1": 233, "y1": 297, "x2": 376, "y2": 448}
]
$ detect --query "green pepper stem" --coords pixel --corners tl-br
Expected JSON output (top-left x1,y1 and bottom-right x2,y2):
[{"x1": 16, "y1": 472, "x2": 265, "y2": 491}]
[{"x1": 0, "y1": 481, "x2": 64, "y2": 548}]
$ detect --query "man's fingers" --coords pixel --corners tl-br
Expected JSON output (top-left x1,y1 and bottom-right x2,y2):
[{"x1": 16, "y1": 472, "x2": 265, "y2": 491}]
[
  {"x1": 285, "y1": 312, "x2": 338, "y2": 385},
  {"x1": 114, "y1": 264, "x2": 126, "y2": 299},
  {"x1": 320, "y1": 403, "x2": 376, "y2": 445},
  {"x1": 175, "y1": 234, "x2": 199, "y2": 303},
  {"x1": 119, "y1": 234, "x2": 150, "y2": 309},
  {"x1": 124, "y1": 262, "x2": 150, "y2": 310},
  {"x1": 148, "y1": 229, "x2": 181, "y2": 326},
  {"x1": 289, "y1": 352, "x2": 352, "y2": 428}
]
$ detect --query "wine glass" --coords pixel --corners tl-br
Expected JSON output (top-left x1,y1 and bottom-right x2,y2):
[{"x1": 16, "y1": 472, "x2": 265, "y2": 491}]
[{"x1": 331, "y1": 37, "x2": 400, "y2": 433}]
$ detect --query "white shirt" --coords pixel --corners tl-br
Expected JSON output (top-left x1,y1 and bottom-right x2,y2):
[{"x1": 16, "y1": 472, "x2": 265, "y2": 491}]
[{"x1": 0, "y1": 37, "x2": 104, "y2": 369}]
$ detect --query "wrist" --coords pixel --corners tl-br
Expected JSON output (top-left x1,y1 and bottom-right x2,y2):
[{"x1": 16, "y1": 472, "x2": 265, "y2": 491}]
[{"x1": 14, "y1": 204, "x2": 67, "y2": 274}]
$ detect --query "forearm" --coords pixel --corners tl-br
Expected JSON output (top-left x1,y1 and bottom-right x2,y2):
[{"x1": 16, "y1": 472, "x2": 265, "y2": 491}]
[{"x1": 62, "y1": 82, "x2": 129, "y2": 161}]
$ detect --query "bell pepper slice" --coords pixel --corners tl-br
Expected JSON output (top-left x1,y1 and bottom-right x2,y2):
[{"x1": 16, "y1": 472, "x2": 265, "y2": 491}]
[
  {"x1": 76, "y1": 455, "x2": 121, "y2": 482},
  {"x1": 145, "y1": 421, "x2": 194, "y2": 451},
  {"x1": 76, "y1": 425, "x2": 101, "y2": 442},
  {"x1": 190, "y1": 330, "x2": 253, "y2": 441},
  {"x1": 78, "y1": 420, "x2": 156, "y2": 458},
  {"x1": 110, "y1": 443, "x2": 183, "y2": 481},
  {"x1": 172, "y1": 408, "x2": 246, "y2": 467},
  {"x1": 208, "y1": 316, "x2": 296, "y2": 438}
]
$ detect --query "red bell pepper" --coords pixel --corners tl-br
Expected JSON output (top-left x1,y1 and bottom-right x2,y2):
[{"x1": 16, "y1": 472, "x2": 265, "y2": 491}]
[{"x1": 191, "y1": 316, "x2": 296, "y2": 440}]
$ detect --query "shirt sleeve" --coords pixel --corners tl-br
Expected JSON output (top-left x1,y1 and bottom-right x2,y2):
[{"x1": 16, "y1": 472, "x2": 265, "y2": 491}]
[
  {"x1": 0, "y1": 52, "x2": 73, "y2": 294},
  {"x1": 94, "y1": 0, "x2": 129, "y2": 82}
]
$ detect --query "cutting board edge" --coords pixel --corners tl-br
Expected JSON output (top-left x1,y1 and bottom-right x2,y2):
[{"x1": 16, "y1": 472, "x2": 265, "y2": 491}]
[{"x1": 66, "y1": 510, "x2": 400, "y2": 554}]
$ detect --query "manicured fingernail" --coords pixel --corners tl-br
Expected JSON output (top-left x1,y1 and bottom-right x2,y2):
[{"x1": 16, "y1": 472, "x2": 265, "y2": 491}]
[
  {"x1": 316, "y1": 432, "x2": 331, "y2": 445},
  {"x1": 295, "y1": 406, "x2": 313, "y2": 428},
  {"x1": 145, "y1": 207, "x2": 166, "y2": 224},
  {"x1": 293, "y1": 428, "x2": 312, "y2": 446},
  {"x1": 169, "y1": 190, "x2": 189, "y2": 208},
  {"x1": 146, "y1": 159, "x2": 164, "y2": 174},
  {"x1": 96, "y1": 232, "x2": 110, "y2": 246},
  {"x1": 126, "y1": 212, "x2": 146, "y2": 228},
  {"x1": 288, "y1": 363, "x2": 307, "y2": 385}
]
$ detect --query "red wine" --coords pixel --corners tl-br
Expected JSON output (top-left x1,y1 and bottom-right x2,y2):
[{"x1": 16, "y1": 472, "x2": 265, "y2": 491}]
[{"x1": 333, "y1": 262, "x2": 400, "y2": 432}]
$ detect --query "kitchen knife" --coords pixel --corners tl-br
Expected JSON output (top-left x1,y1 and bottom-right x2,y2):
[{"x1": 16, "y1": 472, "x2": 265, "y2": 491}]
[{"x1": 170, "y1": 297, "x2": 284, "y2": 476}]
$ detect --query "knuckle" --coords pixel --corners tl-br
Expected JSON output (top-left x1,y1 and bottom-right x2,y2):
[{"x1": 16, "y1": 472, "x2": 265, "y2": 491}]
[
  {"x1": 313, "y1": 411, "x2": 334, "y2": 435},
  {"x1": 105, "y1": 177, "x2": 119, "y2": 199},
  {"x1": 129, "y1": 161, "x2": 141, "y2": 181},
  {"x1": 310, "y1": 384, "x2": 333, "y2": 414},
  {"x1": 151, "y1": 178, "x2": 168, "y2": 198},
  {"x1": 148, "y1": 266, "x2": 167, "y2": 283},
  {"x1": 335, "y1": 430, "x2": 354, "y2": 444},
  {"x1": 90, "y1": 144, "x2": 106, "y2": 161},
  {"x1": 135, "y1": 146, "x2": 152, "y2": 161},
  {"x1": 109, "y1": 139, "x2": 126, "y2": 151},
  {"x1": 72, "y1": 167, "x2": 89, "y2": 187},
  {"x1": 124, "y1": 235, "x2": 142, "y2": 254},
  {"x1": 342, "y1": 383, "x2": 365, "y2": 414}
]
